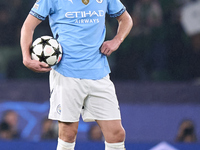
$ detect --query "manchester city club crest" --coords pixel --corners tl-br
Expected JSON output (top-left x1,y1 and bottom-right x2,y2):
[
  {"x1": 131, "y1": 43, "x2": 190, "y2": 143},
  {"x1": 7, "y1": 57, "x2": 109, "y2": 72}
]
[
  {"x1": 82, "y1": 0, "x2": 89, "y2": 5},
  {"x1": 96, "y1": 0, "x2": 103, "y2": 3},
  {"x1": 56, "y1": 104, "x2": 61, "y2": 115}
]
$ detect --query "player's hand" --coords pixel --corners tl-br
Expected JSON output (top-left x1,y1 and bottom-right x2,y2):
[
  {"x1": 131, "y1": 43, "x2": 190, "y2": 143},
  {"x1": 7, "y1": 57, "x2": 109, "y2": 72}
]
[
  {"x1": 23, "y1": 59, "x2": 52, "y2": 73},
  {"x1": 100, "y1": 38, "x2": 122, "y2": 56}
]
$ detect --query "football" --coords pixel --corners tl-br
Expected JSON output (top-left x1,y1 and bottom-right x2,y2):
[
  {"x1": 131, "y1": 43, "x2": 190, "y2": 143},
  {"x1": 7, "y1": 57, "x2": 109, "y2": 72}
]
[{"x1": 30, "y1": 36, "x2": 62, "y2": 66}]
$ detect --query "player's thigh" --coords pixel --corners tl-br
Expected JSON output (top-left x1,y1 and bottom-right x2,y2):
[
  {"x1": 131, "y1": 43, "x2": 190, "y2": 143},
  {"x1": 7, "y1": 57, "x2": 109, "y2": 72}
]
[
  {"x1": 96, "y1": 120, "x2": 125, "y2": 143},
  {"x1": 49, "y1": 69, "x2": 87, "y2": 122},
  {"x1": 82, "y1": 75, "x2": 121, "y2": 122},
  {"x1": 58, "y1": 121, "x2": 79, "y2": 142}
]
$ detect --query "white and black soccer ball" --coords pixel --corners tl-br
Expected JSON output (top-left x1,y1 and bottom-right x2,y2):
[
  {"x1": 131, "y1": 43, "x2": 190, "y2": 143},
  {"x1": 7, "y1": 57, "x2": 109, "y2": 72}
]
[{"x1": 30, "y1": 36, "x2": 62, "y2": 66}]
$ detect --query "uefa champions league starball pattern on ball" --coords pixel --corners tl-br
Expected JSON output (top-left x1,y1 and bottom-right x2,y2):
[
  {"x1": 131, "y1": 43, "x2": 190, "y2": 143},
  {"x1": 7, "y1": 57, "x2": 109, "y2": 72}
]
[{"x1": 31, "y1": 36, "x2": 62, "y2": 66}]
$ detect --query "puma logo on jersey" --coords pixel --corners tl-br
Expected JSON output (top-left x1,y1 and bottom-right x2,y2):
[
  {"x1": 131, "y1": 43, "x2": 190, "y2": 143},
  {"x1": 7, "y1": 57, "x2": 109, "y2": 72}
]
[
  {"x1": 96, "y1": 0, "x2": 103, "y2": 3},
  {"x1": 68, "y1": 0, "x2": 73, "y2": 4}
]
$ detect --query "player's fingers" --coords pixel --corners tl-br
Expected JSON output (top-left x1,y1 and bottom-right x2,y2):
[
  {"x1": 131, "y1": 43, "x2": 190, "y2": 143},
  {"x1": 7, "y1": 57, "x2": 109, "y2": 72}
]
[
  {"x1": 105, "y1": 49, "x2": 112, "y2": 55},
  {"x1": 101, "y1": 46, "x2": 109, "y2": 55},
  {"x1": 39, "y1": 62, "x2": 50, "y2": 68},
  {"x1": 40, "y1": 67, "x2": 52, "y2": 73},
  {"x1": 100, "y1": 42, "x2": 108, "y2": 53},
  {"x1": 35, "y1": 67, "x2": 51, "y2": 73},
  {"x1": 100, "y1": 46, "x2": 106, "y2": 53},
  {"x1": 100, "y1": 42, "x2": 113, "y2": 55},
  {"x1": 106, "y1": 50, "x2": 112, "y2": 56}
]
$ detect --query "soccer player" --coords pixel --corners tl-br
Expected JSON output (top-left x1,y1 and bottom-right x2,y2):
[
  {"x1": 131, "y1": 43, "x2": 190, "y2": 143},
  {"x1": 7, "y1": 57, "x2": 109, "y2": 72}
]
[{"x1": 20, "y1": 0, "x2": 133, "y2": 149}]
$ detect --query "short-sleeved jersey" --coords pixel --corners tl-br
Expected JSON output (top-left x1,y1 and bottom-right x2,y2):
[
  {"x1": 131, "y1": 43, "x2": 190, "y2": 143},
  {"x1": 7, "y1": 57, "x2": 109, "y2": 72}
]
[{"x1": 30, "y1": 0, "x2": 125, "y2": 79}]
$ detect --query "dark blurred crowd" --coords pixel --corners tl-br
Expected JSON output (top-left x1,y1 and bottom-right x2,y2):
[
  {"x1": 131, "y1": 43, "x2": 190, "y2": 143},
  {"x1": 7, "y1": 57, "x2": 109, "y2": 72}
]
[
  {"x1": 0, "y1": 110, "x2": 104, "y2": 142},
  {"x1": 0, "y1": 0, "x2": 50, "y2": 46},
  {"x1": 113, "y1": 0, "x2": 200, "y2": 81},
  {"x1": 0, "y1": 110, "x2": 198, "y2": 143},
  {"x1": 0, "y1": 0, "x2": 29, "y2": 46},
  {"x1": 1, "y1": 0, "x2": 200, "y2": 81},
  {"x1": 0, "y1": 110, "x2": 20, "y2": 140},
  {"x1": 0, "y1": 110, "x2": 58, "y2": 141}
]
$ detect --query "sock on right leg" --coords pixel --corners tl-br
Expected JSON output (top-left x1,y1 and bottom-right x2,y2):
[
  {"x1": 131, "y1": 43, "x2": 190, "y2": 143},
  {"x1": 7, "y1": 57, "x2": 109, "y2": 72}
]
[
  {"x1": 56, "y1": 138, "x2": 75, "y2": 150},
  {"x1": 105, "y1": 141, "x2": 125, "y2": 150}
]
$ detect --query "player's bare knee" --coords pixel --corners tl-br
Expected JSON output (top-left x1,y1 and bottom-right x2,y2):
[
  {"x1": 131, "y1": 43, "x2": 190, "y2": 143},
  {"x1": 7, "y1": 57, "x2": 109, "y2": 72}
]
[
  {"x1": 58, "y1": 121, "x2": 78, "y2": 142},
  {"x1": 117, "y1": 128, "x2": 126, "y2": 142},
  {"x1": 59, "y1": 132, "x2": 77, "y2": 143},
  {"x1": 59, "y1": 127, "x2": 78, "y2": 142},
  {"x1": 107, "y1": 127, "x2": 125, "y2": 143}
]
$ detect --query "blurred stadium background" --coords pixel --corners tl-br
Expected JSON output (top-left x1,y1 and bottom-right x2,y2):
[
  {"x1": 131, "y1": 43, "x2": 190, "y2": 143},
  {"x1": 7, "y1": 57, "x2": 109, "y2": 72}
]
[{"x1": 1, "y1": 0, "x2": 200, "y2": 149}]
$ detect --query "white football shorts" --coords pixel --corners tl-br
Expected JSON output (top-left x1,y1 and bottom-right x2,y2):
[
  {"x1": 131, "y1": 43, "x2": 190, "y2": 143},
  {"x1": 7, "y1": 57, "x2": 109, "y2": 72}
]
[{"x1": 48, "y1": 69, "x2": 121, "y2": 122}]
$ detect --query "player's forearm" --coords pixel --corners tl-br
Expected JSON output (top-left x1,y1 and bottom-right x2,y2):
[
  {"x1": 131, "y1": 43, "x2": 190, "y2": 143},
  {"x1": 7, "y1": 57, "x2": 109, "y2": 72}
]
[
  {"x1": 20, "y1": 25, "x2": 34, "y2": 64},
  {"x1": 114, "y1": 11, "x2": 133, "y2": 45},
  {"x1": 100, "y1": 11, "x2": 133, "y2": 56},
  {"x1": 20, "y1": 15, "x2": 42, "y2": 64}
]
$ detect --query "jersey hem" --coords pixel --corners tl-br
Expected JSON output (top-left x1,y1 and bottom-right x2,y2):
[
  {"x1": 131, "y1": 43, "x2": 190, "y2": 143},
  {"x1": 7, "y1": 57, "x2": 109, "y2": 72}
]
[{"x1": 53, "y1": 66, "x2": 111, "y2": 80}]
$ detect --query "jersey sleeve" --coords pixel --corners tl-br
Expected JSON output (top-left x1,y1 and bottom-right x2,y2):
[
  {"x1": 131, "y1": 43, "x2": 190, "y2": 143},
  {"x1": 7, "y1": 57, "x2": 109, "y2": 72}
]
[
  {"x1": 29, "y1": 0, "x2": 55, "y2": 21},
  {"x1": 107, "y1": 0, "x2": 126, "y2": 18}
]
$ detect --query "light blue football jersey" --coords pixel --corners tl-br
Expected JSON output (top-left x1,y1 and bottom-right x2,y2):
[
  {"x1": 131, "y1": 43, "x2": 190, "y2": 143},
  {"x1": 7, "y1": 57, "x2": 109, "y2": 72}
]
[{"x1": 30, "y1": 0, "x2": 126, "y2": 79}]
